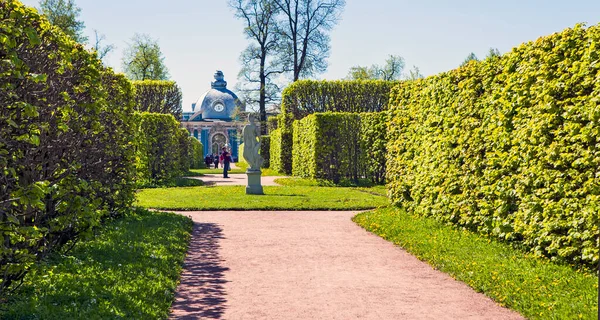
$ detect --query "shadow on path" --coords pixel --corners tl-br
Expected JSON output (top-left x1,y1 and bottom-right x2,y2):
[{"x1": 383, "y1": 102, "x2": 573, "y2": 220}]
[{"x1": 170, "y1": 223, "x2": 229, "y2": 319}]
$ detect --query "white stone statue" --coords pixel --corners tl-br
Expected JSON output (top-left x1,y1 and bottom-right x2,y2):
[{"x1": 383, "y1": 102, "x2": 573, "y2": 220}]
[{"x1": 242, "y1": 114, "x2": 264, "y2": 171}]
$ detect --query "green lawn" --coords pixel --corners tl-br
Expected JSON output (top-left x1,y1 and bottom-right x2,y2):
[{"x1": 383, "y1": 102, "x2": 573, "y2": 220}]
[
  {"x1": 353, "y1": 207, "x2": 598, "y2": 320},
  {"x1": 1, "y1": 209, "x2": 193, "y2": 319},
  {"x1": 140, "y1": 177, "x2": 205, "y2": 189},
  {"x1": 136, "y1": 185, "x2": 389, "y2": 211}
]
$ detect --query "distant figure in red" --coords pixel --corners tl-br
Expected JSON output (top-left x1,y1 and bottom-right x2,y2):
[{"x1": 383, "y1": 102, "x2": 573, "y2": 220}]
[{"x1": 220, "y1": 147, "x2": 232, "y2": 178}]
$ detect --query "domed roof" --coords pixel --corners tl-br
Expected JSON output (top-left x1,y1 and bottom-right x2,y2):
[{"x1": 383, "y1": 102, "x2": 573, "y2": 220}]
[{"x1": 189, "y1": 71, "x2": 243, "y2": 121}]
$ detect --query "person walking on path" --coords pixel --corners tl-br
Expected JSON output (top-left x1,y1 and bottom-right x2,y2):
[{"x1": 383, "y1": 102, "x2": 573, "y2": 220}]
[
  {"x1": 220, "y1": 147, "x2": 232, "y2": 178},
  {"x1": 213, "y1": 154, "x2": 219, "y2": 169}
]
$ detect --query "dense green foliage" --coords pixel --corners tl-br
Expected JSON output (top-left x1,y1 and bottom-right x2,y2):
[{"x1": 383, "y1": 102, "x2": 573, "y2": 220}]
[
  {"x1": 292, "y1": 112, "x2": 387, "y2": 184},
  {"x1": 38, "y1": 0, "x2": 86, "y2": 43},
  {"x1": 281, "y1": 80, "x2": 397, "y2": 119},
  {"x1": 267, "y1": 115, "x2": 279, "y2": 132},
  {"x1": 187, "y1": 135, "x2": 205, "y2": 169},
  {"x1": 387, "y1": 24, "x2": 599, "y2": 268},
  {"x1": 360, "y1": 112, "x2": 387, "y2": 184},
  {"x1": 133, "y1": 113, "x2": 199, "y2": 186},
  {"x1": 260, "y1": 135, "x2": 270, "y2": 168},
  {"x1": 0, "y1": 1, "x2": 136, "y2": 294},
  {"x1": 132, "y1": 80, "x2": 183, "y2": 120},
  {"x1": 354, "y1": 208, "x2": 598, "y2": 320},
  {"x1": 1, "y1": 209, "x2": 193, "y2": 319},
  {"x1": 136, "y1": 185, "x2": 389, "y2": 211},
  {"x1": 268, "y1": 127, "x2": 284, "y2": 172},
  {"x1": 271, "y1": 80, "x2": 395, "y2": 174},
  {"x1": 122, "y1": 33, "x2": 169, "y2": 81}
]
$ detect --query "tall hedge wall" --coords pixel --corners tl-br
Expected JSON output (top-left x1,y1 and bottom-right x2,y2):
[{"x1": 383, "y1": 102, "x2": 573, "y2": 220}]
[
  {"x1": 269, "y1": 128, "x2": 283, "y2": 172},
  {"x1": 281, "y1": 80, "x2": 397, "y2": 119},
  {"x1": 188, "y1": 136, "x2": 205, "y2": 169},
  {"x1": 132, "y1": 80, "x2": 183, "y2": 120},
  {"x1": 361, "y1": 112, "x2": 388, "y2": 184},
  {"x1": 272, "y1": 80, "x2": 396, "y2": 174},
  {"x1": 260, "y1": 135, "x2": 270, "y2": 169},
  {"x1": 0, "y1": 1, "x2": 136, "y2": 294},
  {"x1": 387, "y1": 24, "x2": 599, "y2": 268},
  {"x1": 134, "y1": 112, "x2": 190, "y2": 186},
  {"x1": 292, "y1": 112, "x2": 387, "y2": 184}
]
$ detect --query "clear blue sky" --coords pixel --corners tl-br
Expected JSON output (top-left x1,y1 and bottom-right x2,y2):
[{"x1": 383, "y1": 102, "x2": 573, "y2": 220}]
[{"x1": 19, "y1": 0, "x2": 600, "y2": 111}]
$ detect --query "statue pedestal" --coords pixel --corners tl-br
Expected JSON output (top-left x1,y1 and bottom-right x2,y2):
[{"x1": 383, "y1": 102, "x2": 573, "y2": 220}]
[{"x1": 246, "y1": 170, "x2": 264, "y2": 195}]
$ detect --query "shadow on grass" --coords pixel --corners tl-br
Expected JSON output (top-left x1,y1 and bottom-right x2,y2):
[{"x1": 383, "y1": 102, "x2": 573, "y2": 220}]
[
  {"x1": 1, "y1": 210, "x2": 193, "y2": 319},
  {"x1": 170, "y1": 223, "x2": 229, "y2": 319}
]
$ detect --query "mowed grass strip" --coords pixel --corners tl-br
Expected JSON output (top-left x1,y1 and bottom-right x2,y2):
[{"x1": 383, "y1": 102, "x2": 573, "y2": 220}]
[
  {"x1": 2, "y1": 209, "x2": 193, "y2": 319},
  {"x1": 353, "y1": 207, "x2": 598, "y2": 320},
  {"x1": 136, "y1": 185, "x2": 389, "y2": 211}
]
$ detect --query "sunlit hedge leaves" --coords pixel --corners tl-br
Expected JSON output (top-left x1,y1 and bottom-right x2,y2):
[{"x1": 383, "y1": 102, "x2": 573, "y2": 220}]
[
  {"x1": 272, "y1": 80, "x2": 395, "y2": 174},
  {"x1": 291, "y1": 112, "x2": 387, "y2": 184},
  {"x1": 387, "y1": 23, "x2": 599, "y2": 268},
  {"x1": 134, "y1": 113, "x2": 202, "y2": 187},
  {"x1": 0, "y1": 0, "x2": 136, "y2": 294}
]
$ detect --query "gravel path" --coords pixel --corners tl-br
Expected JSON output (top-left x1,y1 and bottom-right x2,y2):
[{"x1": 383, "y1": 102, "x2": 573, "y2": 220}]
[
  {"x1": 169, "y1": 211, "x2": 523, "y2": 319},
  {"x1": 187, "y1": 174, "x2": 286, "y2": 187}
]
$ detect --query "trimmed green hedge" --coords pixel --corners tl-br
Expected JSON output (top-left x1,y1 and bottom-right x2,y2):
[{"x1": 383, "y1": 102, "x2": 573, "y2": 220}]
[
  {"x1": 188, "y1": 135, "x2": 205, "y2": 169},
  {"x1": 132, "y1": 80, "x2": 183, "y2": 120},
  {"x1": 387, "y1": 23, "x2": 599, "y2": 268},
  {"x1": 292, "y1": 112, "x2": 387, "y2": 184},
  {"x1": 269, "y1": 128, "x2": 283, "y2": 172},
  {"x1": 272, "y1": 80, "x2": 396, "y2": 174},
  {"x1": 134, "y1": 112, "x2": 189, "y2": 186},
  {"x1": 281, "y1": 80, "x2": 397, "y2": 119},
  {"x1": 361, "y1": 112, "x2": 388, "y2": 184},
  {"x1": 267, "y1": 115, "x2": 279, "y2": 132},
  {"x1": 260, "y1": 135, "x2": 270, "y2": 169},
  {"x1": 0, "y1": 0, "x2": 136, "y2": 294}
]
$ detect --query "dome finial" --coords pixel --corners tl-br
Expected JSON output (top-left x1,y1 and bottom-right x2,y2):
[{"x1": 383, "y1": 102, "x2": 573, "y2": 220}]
[{"x1": 212, "y1": 70, "x2": 227, "y2": 89}]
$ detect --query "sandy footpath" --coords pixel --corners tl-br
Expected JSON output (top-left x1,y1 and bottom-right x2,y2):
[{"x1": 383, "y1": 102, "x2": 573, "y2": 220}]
[
  {"x1": 169, "y1": 211, "x2": 523, "y2": 319},
  {"x1": 188, "y1": 174, "x2": 286, "y2": 187}
]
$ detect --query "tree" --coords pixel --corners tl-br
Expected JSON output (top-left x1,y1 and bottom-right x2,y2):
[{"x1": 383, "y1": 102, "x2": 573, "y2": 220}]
[
  {"x1": 231, "y1": 0, "x2": 286, "y2": 134},
  {"x1": 38, "y1": 0, "x2": 87, "y2": 43},
  {"x1": 346, "y1": 66, "x2": 371, "y2": 80},
  {"x1": 372, "y1": 55, "x2": 405, "y2": 80},
  {"x1": 461, "y1": 52, "x2": 479, "y2": 66},
  {"x1": 346, "y1": 55, "x2": 405, "y2": 81},
  {"x1": 92, "y1": 29, "x2": 115, "y2": 62},
  {"x1": 404, "y1": 65, "x2": 424, "y2": 80},
  {"x1": 273, "y1": 0, "x2": 345, "y2": 81},
  {"x1": 486, "y1": 47, "x2": 501, "y2": 59},
  {"x1": 122, "y1": 33, "x2": 169, "y2": 81}
]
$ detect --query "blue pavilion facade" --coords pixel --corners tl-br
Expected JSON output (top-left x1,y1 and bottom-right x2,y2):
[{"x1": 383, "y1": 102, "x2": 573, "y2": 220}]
[{"x1": 181, "y1": 71, "x2": 245, "y2": 161}]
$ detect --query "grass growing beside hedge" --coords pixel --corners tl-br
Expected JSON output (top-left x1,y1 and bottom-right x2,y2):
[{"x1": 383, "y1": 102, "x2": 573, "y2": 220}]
[
  {"x1": 353, "y1": 207, "x2": 598, "y2": 320},
  {"x1": 136, "y1": 186, "x2": 389, "y2": 211},
  {"x1": 1, "y1": 209, "x2": 193, "y2": 319},
  {"x1": 139, "y1": 177, "x2": 205, "y2": 189}
]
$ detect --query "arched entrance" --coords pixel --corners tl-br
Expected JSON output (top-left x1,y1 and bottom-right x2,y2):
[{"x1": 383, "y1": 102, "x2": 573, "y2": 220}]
[{"x1": 211, "y1": 133, "x2": 227, "y2": 155}]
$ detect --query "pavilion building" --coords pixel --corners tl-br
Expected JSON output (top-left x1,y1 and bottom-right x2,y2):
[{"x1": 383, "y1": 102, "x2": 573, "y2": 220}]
[{"x1": 181, "y1": 71, "x2": 245, "y2": 160}]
